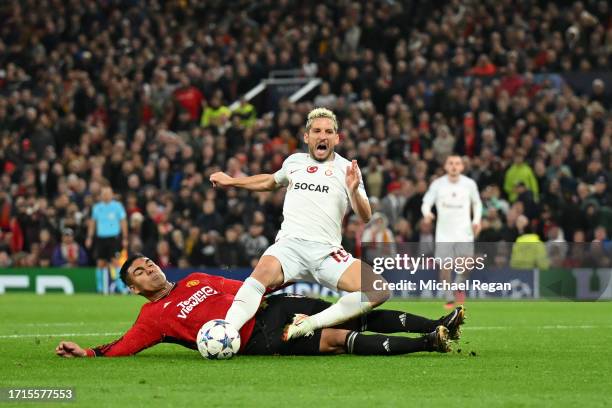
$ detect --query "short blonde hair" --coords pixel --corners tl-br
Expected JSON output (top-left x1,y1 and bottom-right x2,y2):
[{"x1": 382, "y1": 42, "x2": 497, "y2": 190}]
[{"x1": 306, "y1": 107, "x2": 338, "y2": 132}]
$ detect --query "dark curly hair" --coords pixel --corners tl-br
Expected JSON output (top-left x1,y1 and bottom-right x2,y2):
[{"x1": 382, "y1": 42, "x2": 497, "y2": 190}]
[{"x1": 119, "y1": 253, "x2": 146, "y2": 286}]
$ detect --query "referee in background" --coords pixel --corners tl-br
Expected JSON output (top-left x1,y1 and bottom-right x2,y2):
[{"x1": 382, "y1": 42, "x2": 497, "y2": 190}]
[{"x1": 85, "y1": 186, "x2": 128, "y2": 294}]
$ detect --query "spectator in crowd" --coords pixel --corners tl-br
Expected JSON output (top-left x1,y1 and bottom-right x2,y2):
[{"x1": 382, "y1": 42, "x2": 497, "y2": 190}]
[
  {"x1": 504, "y1": 149, "x2": 539, "y2": 203},
  {"x1": 432, "y1": 125, "x2": 456, "y2": 165},
  {"x1": 217, "y1": 227, "x2": 246, "y2": 268},
  {"x1": 363, "y1": 157, "x2": 385, "y2": 198},
  {"x1": 240, "y1": 223, "x2": 269, "y2": 267},
  {"x1": 510, "y1": 215, "x2": 550, "y2": 271},
  {"x1": 155, "y1": 240, "x2": 174, "y2": 270},
  {"x1": 38, "y1": 228, "x2": 55, "y2": 267},
  {"x1": 200, "y1": 93, "x2": 231, "y2": 130},
  {"x1": 52, "y1": 228, "x2": 88, "y2": 267},
  {"x1": 362, "y1": 212, "x2": 396, "y2": 262},
  {"x1": 190, "y1": 231, "x2": 220, "y2": 268},
  {"x1": 379, "y1": 181, "x2": 405, "y2": 229},
  {"x1": 234, "y1": 98, "x2": 257, "y2": 129},
  {"x1": 363, "y1": 214, "x2": 392, "y2": 246},
  {"x1": 314, "y1": 82, "x2": 338, "y2": 109},
  {"x1": 196, "y1": 200, "x2": 223, "y2": 234},
  {"x1": 592, "y1": 225, "x2": 612, "y2": 253}
]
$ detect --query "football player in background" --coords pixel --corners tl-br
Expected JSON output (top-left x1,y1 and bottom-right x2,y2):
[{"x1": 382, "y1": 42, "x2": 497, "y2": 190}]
[{"x1": 421, "y1": 155, "x2": 482, "y2": 309}]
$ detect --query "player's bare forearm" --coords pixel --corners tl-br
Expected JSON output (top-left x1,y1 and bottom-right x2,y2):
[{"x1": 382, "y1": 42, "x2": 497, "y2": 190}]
[
  {"x1": 232, "y1": 174, "x2": 278, "y2": 191},
  {"x1": 351, "y1": 191, "x2": 372, "y2": 223},
  {"x1": 210, "y1": 172, "x2": 278, "y2": 191}
]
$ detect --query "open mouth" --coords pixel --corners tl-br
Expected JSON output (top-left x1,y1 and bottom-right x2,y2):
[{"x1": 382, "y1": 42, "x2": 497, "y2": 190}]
[{"x1": 316, "y1": 142, "x2": 328, "y2": 154}]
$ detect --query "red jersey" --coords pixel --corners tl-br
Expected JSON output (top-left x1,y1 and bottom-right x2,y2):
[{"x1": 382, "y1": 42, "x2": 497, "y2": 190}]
[
  {"x1": 174, "y1": 86, "x2": 204, "y2": 121},
  {"x1": 85, "y1": 273, "x2": 255, "y2": 357}
]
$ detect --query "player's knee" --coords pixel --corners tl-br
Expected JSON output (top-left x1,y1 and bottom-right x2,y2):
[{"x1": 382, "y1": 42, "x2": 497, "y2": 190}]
[
  {"x1": 369, "y1": 287, "x2": 390, "y2": 306},
  {"x1": 366, "y1": 276, "x2": 390, "y2": 306},
  {"x1": 379, "y1": 287, "x2": 391, "y2": 304}
]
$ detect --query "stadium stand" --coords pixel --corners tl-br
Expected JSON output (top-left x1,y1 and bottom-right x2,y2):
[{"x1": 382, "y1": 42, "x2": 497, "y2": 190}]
[{"x1": 0, "y1": 0, "x2": 611, "y2": 268}]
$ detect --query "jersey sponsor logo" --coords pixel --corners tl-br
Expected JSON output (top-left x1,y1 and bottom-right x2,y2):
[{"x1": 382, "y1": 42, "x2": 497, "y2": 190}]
[
  {"x1": 293, "y1": 183, "x2": 329, "y2": 193},
  {"x1": 186, "y1": 279, "x2": 200, "y2": 288},
  {"x1": 307, "y1": 166, "x2": 318, "y2": 173},
  {"x1": 176, "y1": 286, "x2": 219, "y2": 319},
  {"x1": 441, "y1": 202, "x2": 465, "y2": 209},
  {"x1": 289, "y1": 169, "x2": 301, "y2": 174}
]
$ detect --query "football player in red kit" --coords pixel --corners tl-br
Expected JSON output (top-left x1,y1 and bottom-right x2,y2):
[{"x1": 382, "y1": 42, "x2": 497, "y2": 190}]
[{"x1": 55, "y1": 254, "x2": 464, "y2": 358}]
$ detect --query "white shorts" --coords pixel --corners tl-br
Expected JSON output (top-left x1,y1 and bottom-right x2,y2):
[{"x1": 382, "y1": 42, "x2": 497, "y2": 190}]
[
  {"x1": 434, "y1": 242, "x2": 475, "y2": 260},
  {"x1": 262, "y1": 238, "x2": 357, "y2": 290}
]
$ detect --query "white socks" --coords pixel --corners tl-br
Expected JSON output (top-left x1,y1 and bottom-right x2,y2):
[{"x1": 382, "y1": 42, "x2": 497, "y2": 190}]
[
  {"x1": 225, "y1": 277, "x2": 266, "y2": 330},
  {"x1": 307, "y1": 291, "x2": 373, "y2": 331},
  {"x1": 226, "y1": 280, "x2": 375, "y2": 333}
]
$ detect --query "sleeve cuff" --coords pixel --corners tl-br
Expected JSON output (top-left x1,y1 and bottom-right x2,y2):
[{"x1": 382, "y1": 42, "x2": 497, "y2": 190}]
[{"x1": 85, "y1": 348, "x2": 97, "y2": 357}]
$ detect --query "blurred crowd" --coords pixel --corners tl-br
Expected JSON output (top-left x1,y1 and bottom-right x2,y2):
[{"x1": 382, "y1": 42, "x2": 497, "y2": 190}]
[{"x1": 0, "y1": 0, "x2": 611, "y2": 269}]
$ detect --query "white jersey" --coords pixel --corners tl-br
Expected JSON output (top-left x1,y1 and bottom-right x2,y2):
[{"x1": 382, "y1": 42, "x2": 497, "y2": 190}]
[
  {"x1": 273, "y1": 152, "x2": 367, "y2": 247},
  {"x1": 421, "y1": 175, "x2": 482, "y2": 242}
]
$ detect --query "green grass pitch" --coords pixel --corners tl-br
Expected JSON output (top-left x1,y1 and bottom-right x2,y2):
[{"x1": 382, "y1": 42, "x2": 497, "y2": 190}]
[{"x1": 1, "y1": 295, "x2": 610, "y2": 407}]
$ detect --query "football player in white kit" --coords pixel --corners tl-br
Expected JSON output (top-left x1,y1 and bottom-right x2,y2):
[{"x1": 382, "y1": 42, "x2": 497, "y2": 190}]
[
  {"x1": 210, "y1": 108, "x2": 390, "y2": 340},
  {"x1": 421, "y1": 155, "x2": 482, "y2": 309}
]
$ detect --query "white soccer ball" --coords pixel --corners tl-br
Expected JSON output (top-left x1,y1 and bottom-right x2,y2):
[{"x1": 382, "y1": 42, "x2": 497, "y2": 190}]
[{"x1": 196, "y1": 319, "x2": 241, "y2": 360}]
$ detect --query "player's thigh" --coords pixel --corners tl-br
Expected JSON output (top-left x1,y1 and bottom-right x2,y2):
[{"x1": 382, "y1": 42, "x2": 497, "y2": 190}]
[
  {"x1": 335, "y1": 259, "x2": 390, "y2": 305},
  {"x1": 260, "y1": 239, "x2": 310, "y2": 286},
  {"x1": 251, "y1": 255, "x2": 285, "y2": 288}
]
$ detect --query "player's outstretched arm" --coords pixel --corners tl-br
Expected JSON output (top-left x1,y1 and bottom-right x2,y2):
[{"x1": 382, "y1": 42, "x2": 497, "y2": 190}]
[
  {"x1": 210, "y1": 172, "x2": 278, "y2": 192},
  {"x1": 55, "y1": 319, "x2": 161, "y2": 358}
]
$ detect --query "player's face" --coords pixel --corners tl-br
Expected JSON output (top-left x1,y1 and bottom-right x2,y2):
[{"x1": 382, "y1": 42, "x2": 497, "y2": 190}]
[
  {"x1": 444, "y1": 156, "x2": 464, "y2": 177},
  {"x1": 127, "y1": 257, "x2": 168, "y2": 295},
  {"x1": 304, "y1": 118, "x2": 339, "y2": 162}
]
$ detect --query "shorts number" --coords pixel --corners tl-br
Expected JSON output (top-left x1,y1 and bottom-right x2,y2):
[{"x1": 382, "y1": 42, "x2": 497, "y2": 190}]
[{"x1": 330, "y1": 249, "x2": 350, "y2": 263}]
